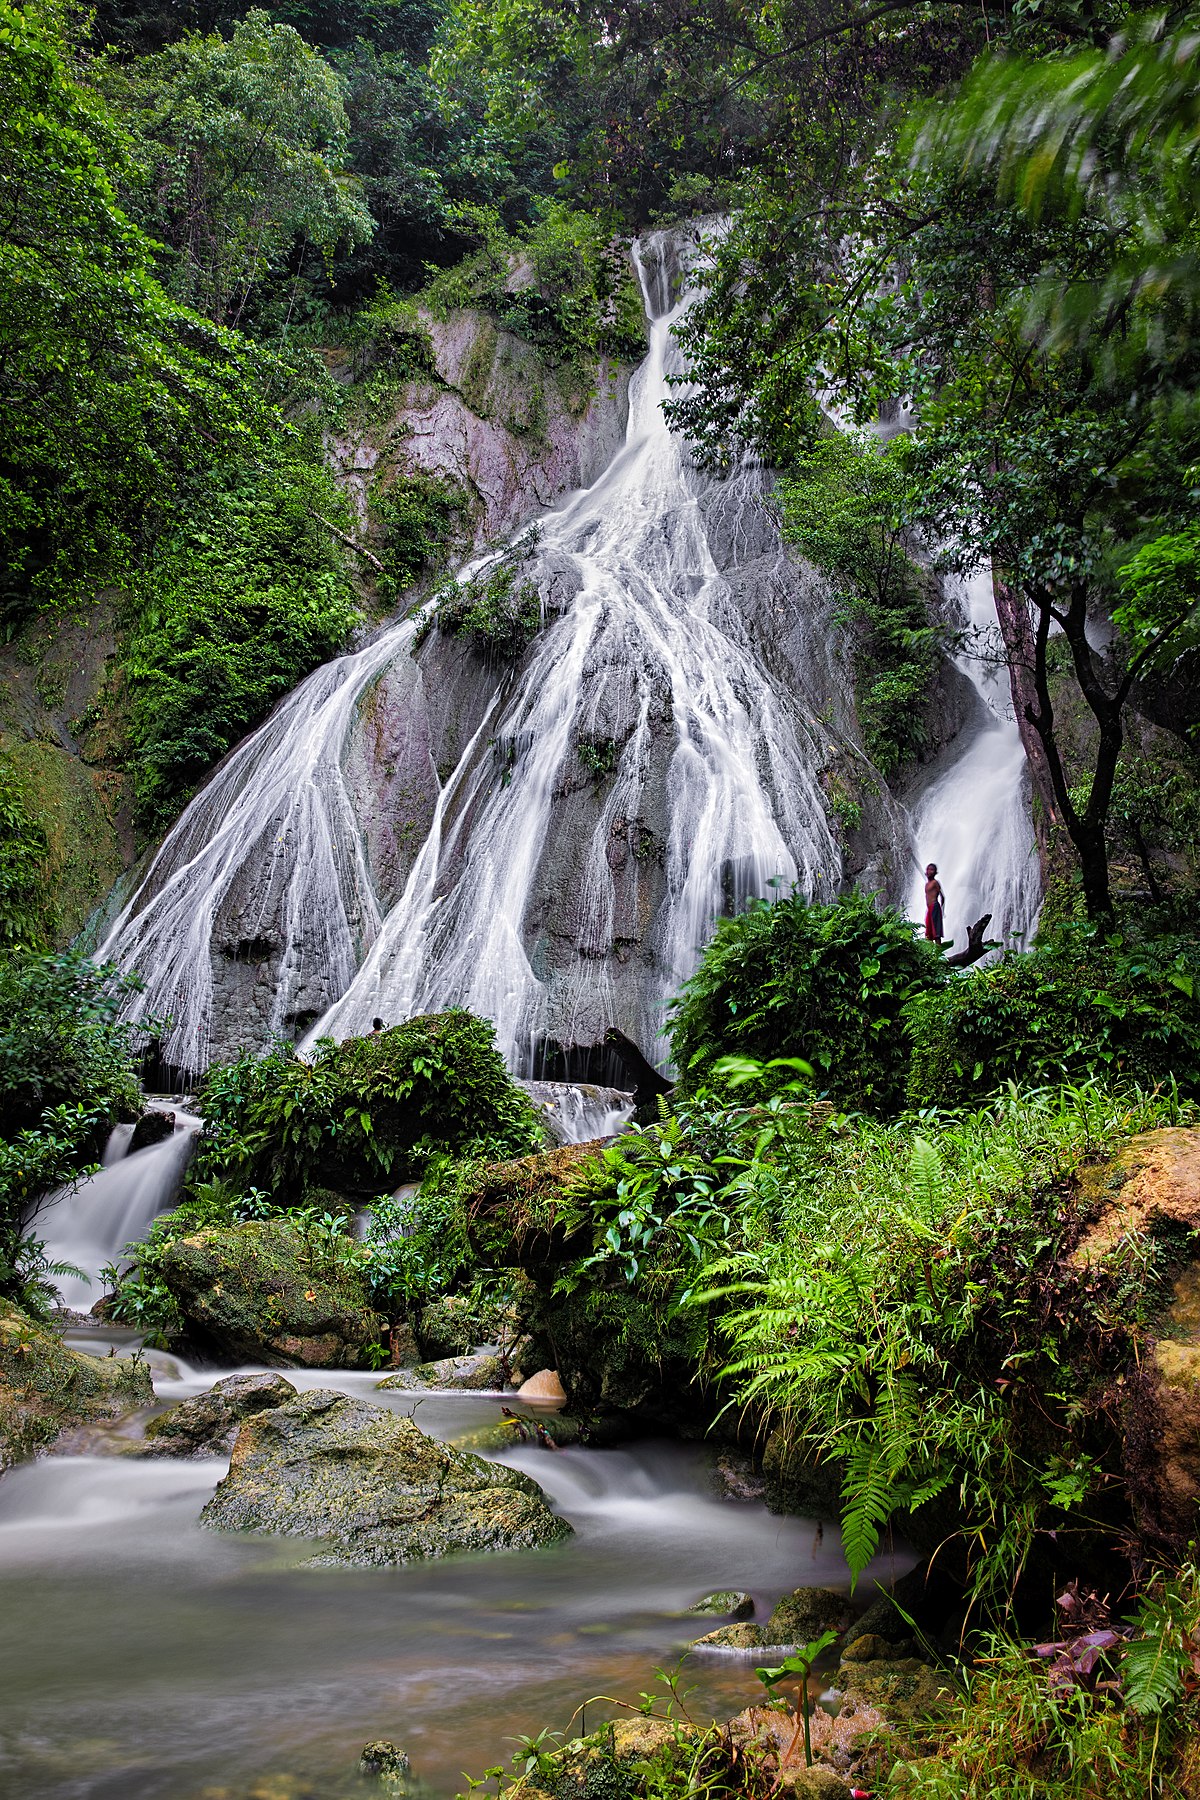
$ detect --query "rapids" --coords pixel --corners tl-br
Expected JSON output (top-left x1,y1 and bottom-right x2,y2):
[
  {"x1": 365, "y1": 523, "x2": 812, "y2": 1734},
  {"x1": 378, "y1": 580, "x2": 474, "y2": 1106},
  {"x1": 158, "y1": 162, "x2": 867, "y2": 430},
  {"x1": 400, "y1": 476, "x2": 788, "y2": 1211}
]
[{"x1": 0, "y1": 1348, "x2": 909, "y2": 1800}]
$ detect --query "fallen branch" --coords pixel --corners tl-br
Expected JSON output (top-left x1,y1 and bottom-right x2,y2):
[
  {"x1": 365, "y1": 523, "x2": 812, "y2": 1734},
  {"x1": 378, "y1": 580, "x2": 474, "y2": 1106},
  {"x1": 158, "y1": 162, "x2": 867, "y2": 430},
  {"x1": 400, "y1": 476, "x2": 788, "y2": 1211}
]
[
  {"x1": 307, "y1": 508, "x2": 385, "y2": 574},
  {"x1": 945, "y1": 913, "x2": 996, "y2": 968}
]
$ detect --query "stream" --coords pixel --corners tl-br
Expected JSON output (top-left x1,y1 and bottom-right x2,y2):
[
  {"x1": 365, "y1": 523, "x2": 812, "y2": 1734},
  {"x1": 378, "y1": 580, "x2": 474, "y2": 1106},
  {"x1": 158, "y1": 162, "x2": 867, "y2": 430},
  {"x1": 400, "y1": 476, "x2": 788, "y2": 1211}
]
[{"x1": 0, "y1": 1343, "x2": 907, "y2": 1800}]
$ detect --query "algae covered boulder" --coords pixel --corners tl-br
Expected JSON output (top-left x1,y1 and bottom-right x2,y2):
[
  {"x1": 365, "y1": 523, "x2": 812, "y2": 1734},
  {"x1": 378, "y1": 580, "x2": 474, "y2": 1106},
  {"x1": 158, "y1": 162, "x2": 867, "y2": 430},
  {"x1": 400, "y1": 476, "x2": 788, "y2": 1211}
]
[
  {"x1": 0, "y1": 1303, "x2": 153, "y2": 1471},
  {"x1": 201, "y1": 1387, "x2": 572, "y2": 1563},
  {"x1": 140, "y1": 1371, "x2": 296, "y2": 1457},
  {"x1": 156, "y1": 1220, "x2": 386, "y2": 1367}
]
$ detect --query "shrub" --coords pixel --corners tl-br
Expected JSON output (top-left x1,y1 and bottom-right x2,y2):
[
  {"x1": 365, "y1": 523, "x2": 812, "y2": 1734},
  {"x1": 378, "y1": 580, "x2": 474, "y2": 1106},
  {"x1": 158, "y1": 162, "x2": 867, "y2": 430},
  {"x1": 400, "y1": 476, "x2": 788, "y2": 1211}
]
[
  {"x1": 0, "y1": 952, "x2": 144, "y2": 1139},
  {"x1": 192, "y1": 1009, "x2": 543, "y2": 1200},
  {"x1": 126, "y1": 446, "x2": 360, "y2": 829},
  {"x1": 433, "y1": 538, "x2": 543, "y2": 660},
  {"x1": 373, "y1": 469, "x2": 468, "y2": 596},
  {"x1": 668, "y1": 890, "x2": 946, "y2": 1112},
  {"x1": 905, "y1": 924, "x2": 1200, "y2": 1107}
]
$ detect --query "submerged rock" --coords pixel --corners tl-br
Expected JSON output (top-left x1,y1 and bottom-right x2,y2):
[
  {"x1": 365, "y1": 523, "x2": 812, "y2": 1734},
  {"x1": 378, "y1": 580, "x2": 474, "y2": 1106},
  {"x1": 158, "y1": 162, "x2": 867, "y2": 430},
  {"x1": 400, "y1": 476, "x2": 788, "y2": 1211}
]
[
  {"x1": 154, "y1": 1220, "x2": 386, "y2": 1367},
  {"x1": 0, "y1": 1303, "x2": 154, "y2": 1472},
  {"x1": 688, "y1": 1589, "x2": 755, "y2": 1619},
  {"x1": 201, "y1": 1387, "x2": 571, "y2": 1564},
  {"x1": 692, "y1": 1586, "x2": 854, "y2": 1654},
  {"x1": 378, "y1": 1352, "x2": 507, "y2": 1391},
  {"x1": 140, "y1": 1372, "x2": 296, "y2": 1457}
]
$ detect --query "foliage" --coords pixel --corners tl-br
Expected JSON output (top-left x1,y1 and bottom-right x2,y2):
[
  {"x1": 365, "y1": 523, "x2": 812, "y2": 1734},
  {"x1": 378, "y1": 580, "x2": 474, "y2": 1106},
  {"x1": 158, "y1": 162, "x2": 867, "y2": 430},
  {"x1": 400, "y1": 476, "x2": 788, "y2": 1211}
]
[
  {"x1": 0, "y1": 755, "x2": 50, "y2": 951},
  {"x1": 433, "y1": 538, "x2": 544, "y2": 660},
  {"x1": 0, "y1": 953, "x2": 145, "y2": 1139},
  {"x1": 0, "y1": 1104, "x2": 108, "y2": 1312},
  {"x1": 373, "y1": 469, "x2": 468, "y2": 597},
  {"x1": 420, "y1": 202, "x2": 644, "y2": 371},
  {"x1": 101, "y1": 7, "x2": 373, "y2": 325},
  {"x1": 777, "y1": 433, "x2": 943, "y2": 775},
  {"x1": 125, "y1": 445, "x2": 360, "y2": 826},
  {"x1": 0, "y1": 951, "x2": 149, "y2": 1306},
  {"x1": 882, "y1": 1613, "x2": 1199, "y2": 1799},
  {"x1": 191, "y1": 1010, "x2": 542, "y2": 1200},
  {"x1": 0, "y1": 0, "x2": 279, "y2": 625},
  {"x1": 701, "y1": 1079, "x2": 1191, "y2": 1603},
  {"x1": 905, "y1": 924, "x2": 1200, "y2": 1108},
  {"x1": 667, "y1": 890, "x2": 946, "y2": 1112}
]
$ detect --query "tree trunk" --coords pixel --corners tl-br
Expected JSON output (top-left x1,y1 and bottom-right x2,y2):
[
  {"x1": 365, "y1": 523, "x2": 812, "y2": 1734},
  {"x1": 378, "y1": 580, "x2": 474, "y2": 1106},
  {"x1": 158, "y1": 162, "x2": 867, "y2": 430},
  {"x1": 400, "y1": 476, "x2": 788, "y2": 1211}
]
[{"x1": 990, "y1": 565, "x2": 1061, "y2": 864}]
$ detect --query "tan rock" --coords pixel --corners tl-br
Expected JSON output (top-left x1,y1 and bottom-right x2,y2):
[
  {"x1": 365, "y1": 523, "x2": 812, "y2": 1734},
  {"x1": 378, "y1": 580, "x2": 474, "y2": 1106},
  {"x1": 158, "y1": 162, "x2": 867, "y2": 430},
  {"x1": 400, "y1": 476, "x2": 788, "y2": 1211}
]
[
  {"x1": 517, "y1": 1368, "x2": 566, "y2": 1402},
  {"x1": 1074, "y1": 1127, "x2": 1200, "y2": 1266}
]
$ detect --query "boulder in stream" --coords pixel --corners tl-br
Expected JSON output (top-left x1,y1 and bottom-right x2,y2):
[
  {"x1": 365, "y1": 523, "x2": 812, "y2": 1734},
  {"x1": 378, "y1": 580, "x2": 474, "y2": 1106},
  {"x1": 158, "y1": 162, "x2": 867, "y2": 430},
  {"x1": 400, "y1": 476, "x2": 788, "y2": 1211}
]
[
  {"x1": 154, "y1": 1220, "x2": 386, "y2": 1367},
  {"x1": 201, "y1": 1387, "x2": 572, "y2": 1563},
  {"x1": 140, "y1": 1372, "x2": 296, "y2": 1457},
  {"x1": 378, "y1": 1352, "x2": 507, "y2": 1391},
  {"x1": 0, "y1": 1302, "x2": 154, "y2": 1471}
]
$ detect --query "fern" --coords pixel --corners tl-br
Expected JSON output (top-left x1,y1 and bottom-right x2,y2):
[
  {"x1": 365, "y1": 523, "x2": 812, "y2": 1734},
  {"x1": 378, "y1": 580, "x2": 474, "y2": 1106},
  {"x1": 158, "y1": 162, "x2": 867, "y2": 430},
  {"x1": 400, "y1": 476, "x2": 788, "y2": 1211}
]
[
  {"x1": 840, "y1": 1439, "x2": 901, "y2": 1581},
  {"x1": 1122, "y1": 1631, "x2": 1182, "y2": 1716}
]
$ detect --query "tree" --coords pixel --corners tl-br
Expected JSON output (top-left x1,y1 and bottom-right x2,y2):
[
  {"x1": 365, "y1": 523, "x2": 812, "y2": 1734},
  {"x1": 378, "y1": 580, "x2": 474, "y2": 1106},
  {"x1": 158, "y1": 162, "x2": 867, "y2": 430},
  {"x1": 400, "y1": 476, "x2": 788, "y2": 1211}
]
[
  {"x1": 103, "y1": 8, "x2": 373, "y2": 324},
  {"x1": 0, "y1": 0, "x2": 275, "y2": 622},
  {"x1": 669, "y1": 4, "x2": 1200, "y2": 920}
]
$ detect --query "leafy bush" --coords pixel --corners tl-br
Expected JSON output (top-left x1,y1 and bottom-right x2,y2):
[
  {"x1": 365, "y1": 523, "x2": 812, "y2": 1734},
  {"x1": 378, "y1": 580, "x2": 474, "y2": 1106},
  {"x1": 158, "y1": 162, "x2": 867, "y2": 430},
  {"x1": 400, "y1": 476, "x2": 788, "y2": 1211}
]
[
  {"x1": 192, "y1": 1010, "x2": 543, "y2": 1201},
  {"x1": 0, "y1": 952, "x2": 144, "y2": 1139},
  {"x1": 126, "y1": 446, "x2": 360, "y2": 828},
  {"x1": 0, "y1": 755, "x2": 50, "y2": 951},
  {"x1": 668, "y1": 890, "x2": 946, "y2": 1112},
  {"x1": 373, "y1": 469, "x2": 468, "y2": 597},
  {"x1": 432, "y1": 537, "x2": 543, "y2": 660},
  {"x1": 906, "y1": 924, "x2": 1200, "y2": 1107},
  {"x1": 421, "y1": 202, "x2": 645, "y2": 372},
  {"x1": 777, "y1": 433, "x2": 943, "y2": 777},
  {"x1": 705, "y1": 1078, "x2": 1191, "y2": 1605}
]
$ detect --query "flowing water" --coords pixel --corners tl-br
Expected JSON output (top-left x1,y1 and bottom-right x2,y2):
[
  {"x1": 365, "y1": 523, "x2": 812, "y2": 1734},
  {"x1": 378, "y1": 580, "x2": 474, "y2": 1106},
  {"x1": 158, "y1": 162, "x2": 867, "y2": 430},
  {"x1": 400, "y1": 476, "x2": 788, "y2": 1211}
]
[
  {"x1": 35, "y1": 1108, "x2": 202, "y2": 1311},
  {"x1": 95, "y1": 227, "x2": 839, "y2": 1078},
  {"x1": 906, "y1": 567, "x2": 1042, "y2": 951},
  {"x1": 0, "y1": 1349, "x2": 909, "y2": 1800}
]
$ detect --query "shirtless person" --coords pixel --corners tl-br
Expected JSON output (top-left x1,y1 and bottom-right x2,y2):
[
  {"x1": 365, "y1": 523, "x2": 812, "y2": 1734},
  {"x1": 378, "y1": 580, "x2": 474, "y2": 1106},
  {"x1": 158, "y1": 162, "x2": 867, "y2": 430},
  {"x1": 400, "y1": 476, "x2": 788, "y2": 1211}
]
[{"x1": 924, "y1": 864, "x2": 945, "y2": 943}]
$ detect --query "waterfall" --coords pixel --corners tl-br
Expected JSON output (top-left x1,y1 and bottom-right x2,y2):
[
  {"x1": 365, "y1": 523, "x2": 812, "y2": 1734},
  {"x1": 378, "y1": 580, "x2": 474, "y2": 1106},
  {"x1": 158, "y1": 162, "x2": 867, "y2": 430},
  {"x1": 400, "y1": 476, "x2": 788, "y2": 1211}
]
[
  {"x1": 906, "y1": 566, "x2": 1042, "y2": 950},
  {"x1": 97, "y1": 225, "x2": 841, "y2": 1077},
  {"x1": 36, "y1": 1107, "x2": 202, "y2": 1310},
  {"x1": 307, "y1": 232, "x2": 838, "y2": 1064}
]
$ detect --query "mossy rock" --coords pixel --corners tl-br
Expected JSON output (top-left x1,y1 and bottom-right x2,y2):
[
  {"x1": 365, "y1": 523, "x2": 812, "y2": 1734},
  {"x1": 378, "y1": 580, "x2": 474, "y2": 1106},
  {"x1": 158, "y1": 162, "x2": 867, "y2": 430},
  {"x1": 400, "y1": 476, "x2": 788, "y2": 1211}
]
[
  {"x1": 0, "y1": 1303, "x2": 153, "y2": 1471},
  {"x1": 154, "y1": 1220, "x2": 386, "y2": 1367},
  {"x1": 688, "y1": 1589, "x2": 755, "y2": 1619},
  {"x1": 767, "y1": 1586, "x2": 855, "y2": 1645},
  {"x1": 834, "y1": 1656, "x2": 956, "y2": 1724},
  {"x1": 140, "y1": 1371, "x2": 296, "y2": 1457},
  {"x1": 201, "y1": 1387, "x2": 571, "y2": 1564},
  {"x1": 415, "y1": 1293, "x2": 493, "y2": 1359},
  {"x1": 453, "y1": 1142, "x2": 602, "y2": 1271},
  {"x1": 379, "y1": 1352, "x2": 506, "y2": 1391}
]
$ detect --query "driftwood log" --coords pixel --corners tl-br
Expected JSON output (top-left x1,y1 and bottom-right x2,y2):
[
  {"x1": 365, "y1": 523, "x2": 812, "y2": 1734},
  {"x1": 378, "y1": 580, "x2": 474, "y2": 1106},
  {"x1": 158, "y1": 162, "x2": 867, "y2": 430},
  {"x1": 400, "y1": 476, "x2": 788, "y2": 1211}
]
[{"x1": 945, "y1": 913, "x2": 996, "y2": 968}]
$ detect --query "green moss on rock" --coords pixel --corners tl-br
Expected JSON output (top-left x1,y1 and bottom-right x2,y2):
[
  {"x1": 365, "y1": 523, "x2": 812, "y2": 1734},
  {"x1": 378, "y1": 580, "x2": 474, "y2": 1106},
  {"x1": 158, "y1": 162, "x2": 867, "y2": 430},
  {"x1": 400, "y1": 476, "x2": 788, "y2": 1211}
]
[
  {"x1": 201, "y1": 1387, "x2": 572, "y2": 1564},
  {"x1": 0, "y1": 1302, "x2": 153, "y2": 1471},
  {"x1": 155, "y1": 1220, "x2": 386, "y2": 1367}
]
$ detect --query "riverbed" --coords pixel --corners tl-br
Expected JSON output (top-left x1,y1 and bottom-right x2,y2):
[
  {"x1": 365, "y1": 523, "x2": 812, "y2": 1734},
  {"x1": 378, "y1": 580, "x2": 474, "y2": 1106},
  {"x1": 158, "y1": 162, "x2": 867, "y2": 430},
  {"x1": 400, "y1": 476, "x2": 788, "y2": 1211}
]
[{"x1": 0, "y1": 1340, "x2": 907, "y2": 1800}]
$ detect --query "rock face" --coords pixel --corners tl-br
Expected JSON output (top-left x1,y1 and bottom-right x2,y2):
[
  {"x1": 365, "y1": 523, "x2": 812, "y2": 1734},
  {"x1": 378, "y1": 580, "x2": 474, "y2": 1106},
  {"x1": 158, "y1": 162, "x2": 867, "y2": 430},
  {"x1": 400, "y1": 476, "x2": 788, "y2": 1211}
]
[
  {"x1": 201, "y1": 1387, "x2": 571, "y2": 1564},
  {"x1": 0, "y1": 1303, "x2": 154, "y2": 1471},
  {"x1": 155, "y1": 1221, "x2": 386, "y2": 1368},
  {"x1": 1076, "y1": 1127, "x2": 1200, "y2": 1546},
  {"x1": 140, "y1": 1372, "x2": 296, "y2": 1457}
]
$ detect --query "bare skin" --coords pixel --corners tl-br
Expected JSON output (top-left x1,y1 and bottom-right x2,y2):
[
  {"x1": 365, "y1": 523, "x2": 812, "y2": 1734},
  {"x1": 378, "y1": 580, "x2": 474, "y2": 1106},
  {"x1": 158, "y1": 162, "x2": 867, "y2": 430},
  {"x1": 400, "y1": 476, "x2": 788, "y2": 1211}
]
[{"x1": 924, "y1": 863, "x2": 945, "y2": 942}]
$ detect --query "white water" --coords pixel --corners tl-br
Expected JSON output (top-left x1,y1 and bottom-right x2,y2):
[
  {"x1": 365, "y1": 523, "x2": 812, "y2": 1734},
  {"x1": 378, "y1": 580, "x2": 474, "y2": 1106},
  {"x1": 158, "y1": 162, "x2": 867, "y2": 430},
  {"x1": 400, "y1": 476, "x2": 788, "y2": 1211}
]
[
  {"x1": 520, "y1": 1081, "x2": 635, "y2": 1144},
  {"x1": 907, "y1": 566, "x2": 1042, "y2": 950},
  {"x1": 36, "y1": 1108, "x2": 201, "y2": 1309},
  {"x1": 0, "y1": 1350, "x2": 911, "y2": 1800},
  {"x1": 309, "y1": 235, "x2": 837, "y2": 1062},
  {"x1": 97, "y1": 228, "x2": 839, "y2": 1077}
]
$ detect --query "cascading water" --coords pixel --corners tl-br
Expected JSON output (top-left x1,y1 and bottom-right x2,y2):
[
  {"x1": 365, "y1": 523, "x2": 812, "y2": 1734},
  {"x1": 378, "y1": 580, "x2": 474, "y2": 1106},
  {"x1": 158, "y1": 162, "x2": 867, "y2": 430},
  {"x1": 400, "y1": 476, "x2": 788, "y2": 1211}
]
[
  {"x1": 97, "y1": 226, "x2": 842, "y2": 1077},
  {"x1": 36, "y1": 1107, "x2": 202, "y2": 1310},
  {"x1": 906, "y1": 567, "x2": 1042, "y2": 950},
  {"x1": 308, "y1": 234, "x2": 838, "y2": 1062}
]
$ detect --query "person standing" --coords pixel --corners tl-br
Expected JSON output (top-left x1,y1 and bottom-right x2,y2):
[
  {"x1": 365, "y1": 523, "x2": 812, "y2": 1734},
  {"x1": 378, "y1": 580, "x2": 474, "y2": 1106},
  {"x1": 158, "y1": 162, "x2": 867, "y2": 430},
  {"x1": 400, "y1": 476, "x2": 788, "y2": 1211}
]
[{"x1": 924, "y1": 864, "x2": 945, "y2": 943}]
